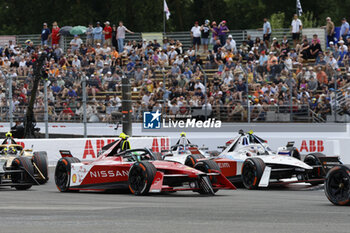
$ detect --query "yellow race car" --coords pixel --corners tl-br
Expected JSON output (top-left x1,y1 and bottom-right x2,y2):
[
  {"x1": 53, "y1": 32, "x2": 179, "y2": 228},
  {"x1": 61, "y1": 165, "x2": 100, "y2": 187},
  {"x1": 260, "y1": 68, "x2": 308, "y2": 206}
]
[{"x1": 0, "y1": 132, "x2": 48, "y2": 190}]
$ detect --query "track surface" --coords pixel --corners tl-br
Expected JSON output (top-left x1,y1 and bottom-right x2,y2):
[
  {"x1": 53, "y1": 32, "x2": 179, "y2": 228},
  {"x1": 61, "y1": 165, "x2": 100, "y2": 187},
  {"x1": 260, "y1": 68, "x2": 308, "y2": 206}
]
[{"x1": 0, "y1": 170, "x2": 349, "y2": 233}]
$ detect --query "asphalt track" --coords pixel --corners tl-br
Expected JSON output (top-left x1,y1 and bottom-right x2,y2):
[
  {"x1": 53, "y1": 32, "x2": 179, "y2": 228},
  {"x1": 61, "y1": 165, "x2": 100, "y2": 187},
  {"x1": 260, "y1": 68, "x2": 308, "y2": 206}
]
[{"x1": 0, "y1": 170, "x2": 349, "y2": 233}]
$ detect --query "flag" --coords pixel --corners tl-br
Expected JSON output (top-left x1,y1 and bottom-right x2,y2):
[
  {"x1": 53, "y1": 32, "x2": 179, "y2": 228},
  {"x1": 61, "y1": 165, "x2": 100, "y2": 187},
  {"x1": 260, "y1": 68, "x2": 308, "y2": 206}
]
[
  {"x1": 297, "y1": 0, "x2": 303, "y2": 16},
  {"x1": 164, "y1": 0, "x2": 171, "y2": 20}
]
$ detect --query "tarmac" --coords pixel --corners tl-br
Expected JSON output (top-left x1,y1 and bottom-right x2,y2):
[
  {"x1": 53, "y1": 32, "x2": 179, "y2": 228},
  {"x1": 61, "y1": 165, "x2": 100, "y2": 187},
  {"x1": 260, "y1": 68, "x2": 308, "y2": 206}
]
[{"x1": 0, "y1": 170, "x2": 349, "y2": 233}]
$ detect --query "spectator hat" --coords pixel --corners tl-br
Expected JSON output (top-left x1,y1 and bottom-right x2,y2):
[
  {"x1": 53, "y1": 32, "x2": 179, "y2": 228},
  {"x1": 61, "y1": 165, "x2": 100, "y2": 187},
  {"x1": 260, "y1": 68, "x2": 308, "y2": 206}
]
[
  {"x1": 43, "y1": 22, "x2": 47, "y2": 26},
  {"x1": 25, "y1": 39, "x2": 31, "y2": 44},
  {"x1": 273, "y1": 37, "x2": 277, "y2": 40},
  {"x1": 339, "y1": 40, "x2": 344, "y2": 44},
  {"x1": 329, "y1": 41, "x2": 334, "y2": 45},
  {"x1": 222, "y1": 20, "x2": 227, "y2": 24},
  {"x1": 218, "y1": 91, "x2": 223, "y2": 95},
  {"x1": 74, "y1": 35, "x2": 78, "y2": 37},
  {"x1": 205, "y1": 19, "x2": 210, "y2": 24},
  {"x1": 97, "y1": 43, "x2": 101, "y2": 46},
  {"x1": 96, "y1": 21, "x2": 100, "y2": 24},
  {"x1": 212, "y1": 21, "x2": 217, "y2": 25},
  {"x1": 249, "y1": 51, "x2": 254, "y2": 54},
  {"x1": 104, "y1": 21, "x2": 110, "y2": 25},
  {"x1": 228, "y1": 35, "x2": 233, "y2": 38}
]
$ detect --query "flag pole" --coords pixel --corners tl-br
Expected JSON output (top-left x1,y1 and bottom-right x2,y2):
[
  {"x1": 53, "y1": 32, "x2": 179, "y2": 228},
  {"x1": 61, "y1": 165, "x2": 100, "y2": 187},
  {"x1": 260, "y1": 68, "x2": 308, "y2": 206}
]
[{"x1": 163, "y1": 1, "x2": 166, "y2": 36}]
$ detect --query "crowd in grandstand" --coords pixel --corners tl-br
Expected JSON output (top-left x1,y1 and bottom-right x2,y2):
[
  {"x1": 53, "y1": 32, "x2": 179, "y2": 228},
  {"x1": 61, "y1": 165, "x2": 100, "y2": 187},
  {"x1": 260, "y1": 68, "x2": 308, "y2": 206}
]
[{"x1": 0, "y1": 15, "x2": 350, "y2": 123}]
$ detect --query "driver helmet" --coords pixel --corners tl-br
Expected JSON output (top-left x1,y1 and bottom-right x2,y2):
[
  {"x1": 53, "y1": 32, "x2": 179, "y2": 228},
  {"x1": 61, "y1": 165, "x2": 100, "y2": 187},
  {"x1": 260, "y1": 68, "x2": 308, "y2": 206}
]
[
  {"x1": 119, "y1": 132, "x2": 129, "y2": 140},
  {"x1": 5, "y1": 132, "x2": 12, "y2": 138},
  {"x1": 180, "y1": 132, "x2": 186, "y2": 137}
]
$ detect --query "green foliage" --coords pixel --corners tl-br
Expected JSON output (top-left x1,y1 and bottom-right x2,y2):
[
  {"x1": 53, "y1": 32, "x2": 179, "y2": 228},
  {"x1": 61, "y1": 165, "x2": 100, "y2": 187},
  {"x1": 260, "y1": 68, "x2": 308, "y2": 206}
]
[
  {"x1": 300, "y1": 11, "x2": 318, "y2": 28},
  {"x1": 0, "y1": 0, "x2": 348, "y2": 34},
  {"x1": 270, "y1": 12, "x2": 285, "y2": 29}
]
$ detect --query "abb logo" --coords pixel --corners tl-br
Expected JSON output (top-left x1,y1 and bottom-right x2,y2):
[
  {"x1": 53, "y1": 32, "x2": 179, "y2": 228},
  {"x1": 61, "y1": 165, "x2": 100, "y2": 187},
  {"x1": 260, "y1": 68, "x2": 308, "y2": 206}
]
[
  {"x1": 151, "y1": 138, "x2": 170, "y2": 153},
  {"x1": 299, "y1": 140, "x2": 324, "y2": 152},
  {"x1": 83, "y1": 139, "x2": 115, "y2": 159}
]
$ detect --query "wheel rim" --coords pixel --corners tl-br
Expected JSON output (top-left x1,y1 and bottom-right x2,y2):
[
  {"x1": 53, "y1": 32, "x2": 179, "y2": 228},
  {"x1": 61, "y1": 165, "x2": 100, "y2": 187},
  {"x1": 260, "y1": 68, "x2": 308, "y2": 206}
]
[
  {"x1": 55, "y1": 163, "x2": 69, "y2": 190},
  {"x1": 129, "y1": 166, "x2": 146, "y2": 193},
  {"x1": 327, "y1": 170, "x2": 350, "y2": 203},
  {"x1": 242, "y1": 161, "x2": 257, "y2": 187}
]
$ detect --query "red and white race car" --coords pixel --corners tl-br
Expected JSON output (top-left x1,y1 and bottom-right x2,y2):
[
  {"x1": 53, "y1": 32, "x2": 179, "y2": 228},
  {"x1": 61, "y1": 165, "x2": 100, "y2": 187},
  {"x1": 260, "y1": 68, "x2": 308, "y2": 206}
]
[{"x1": 54, "y1": 140, "x2": 235, "y2": 195}]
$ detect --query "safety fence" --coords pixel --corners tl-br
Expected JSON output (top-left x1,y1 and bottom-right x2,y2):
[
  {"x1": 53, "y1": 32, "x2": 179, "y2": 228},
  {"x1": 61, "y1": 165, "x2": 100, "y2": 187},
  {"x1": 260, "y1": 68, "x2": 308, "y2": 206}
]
[{"x1": 11, "y1": 28, "x2": 326, "y2": 51}]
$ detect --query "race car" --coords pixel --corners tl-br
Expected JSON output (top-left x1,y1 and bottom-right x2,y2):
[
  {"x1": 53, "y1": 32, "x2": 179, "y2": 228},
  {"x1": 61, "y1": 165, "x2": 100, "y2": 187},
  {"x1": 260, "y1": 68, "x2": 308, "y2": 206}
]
[
  {"x1": 159, "y1": 132, "x2": 207, "y2": 166},
  {"x1": 0, "y1": 132, "x2": 49, "y2": 186},
  {"x1": 324, "y1": 165, "x2": 350, "y2": 206},
  {"x1": 208, "y1": 130, "x2": 342, "y2": 189},
  {"x1": 54, "y1": 139, "x2": 236, "y2": 195}
]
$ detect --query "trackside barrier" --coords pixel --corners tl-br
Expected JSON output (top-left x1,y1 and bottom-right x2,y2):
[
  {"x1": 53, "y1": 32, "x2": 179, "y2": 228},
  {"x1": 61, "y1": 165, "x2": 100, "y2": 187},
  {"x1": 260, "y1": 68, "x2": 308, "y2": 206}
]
[{"x1": 14, "y1": 137, "x2": 170, "y2": 166}]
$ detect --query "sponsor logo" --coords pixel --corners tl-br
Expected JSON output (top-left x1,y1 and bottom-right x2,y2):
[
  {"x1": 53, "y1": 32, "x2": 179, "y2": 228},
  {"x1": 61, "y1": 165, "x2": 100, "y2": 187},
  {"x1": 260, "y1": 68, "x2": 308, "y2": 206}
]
[
  {"x1": 218, "y1": 162, "x2": 230, "y2": 168},
  {"x1": 299, "y1": 140, "x2": 324, "y2": 152},
  {"x1": 162, "y1": 118, "x2": 221, "y2": 129},
  {"x1": 72, "y1": 174, "x2": 77, "y2": 183},
  {"x1": 90, "y1": 170, "x2": 129, "y2": 178},
  {"x1": 143, "y1": 110, "x2": 161, "y2": 129}
]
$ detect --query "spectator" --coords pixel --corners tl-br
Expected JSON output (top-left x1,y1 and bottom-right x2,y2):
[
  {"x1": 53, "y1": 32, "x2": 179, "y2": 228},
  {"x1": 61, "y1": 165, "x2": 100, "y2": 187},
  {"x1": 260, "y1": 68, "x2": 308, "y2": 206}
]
[
  {"x1": 116, "y1": 21, "x2": 134, "y2": 53},
  {"x1": 262, "y1": 18, "x2": 272, "y2": 48},
  {"x1": 200, "y1": 20, "x2": 210, "y2": 52},
  {"x1": 191, "y1": 21, "x2": 201, "y2": 52},
  {"x1": 291, "y1": 14, "x2": 302, "y2": 48},
  {"x1": 86, "y1": 23, "x2": 94, "y2": 46},
  {"x1": 70, "y1": 35, "x2": 83, "y2": 53},
  {"x1": 218, "y1": 20, "x2": 229, "y2": 46},
  {"x1": 322, "y1": 17, "x2": 335, "y2": 44},
  {"x1": 50, "y1": 21, "x2": 60, "y2": 47},
  {"x1": 103, "y1": 21, "x2": 112, "y2": 47},
  {"x1": 41, "y1": 23, "x2": 51, "y2": 46},
  {"x1": 340, "y1": 18, "x2": 349, "y2": 40},
  {"x1": 93, "y1": 22, "x2": 103, "y2": 46},
  {"x1": 210, "y1": 21, "x2": 219, "y2": 45}
]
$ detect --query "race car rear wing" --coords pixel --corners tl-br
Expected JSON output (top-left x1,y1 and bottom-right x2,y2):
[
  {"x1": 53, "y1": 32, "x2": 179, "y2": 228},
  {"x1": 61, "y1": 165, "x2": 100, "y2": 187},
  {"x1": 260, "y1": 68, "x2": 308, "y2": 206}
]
[{"x1": 59, "y1": 150, "x2": 73, "y2": 158}]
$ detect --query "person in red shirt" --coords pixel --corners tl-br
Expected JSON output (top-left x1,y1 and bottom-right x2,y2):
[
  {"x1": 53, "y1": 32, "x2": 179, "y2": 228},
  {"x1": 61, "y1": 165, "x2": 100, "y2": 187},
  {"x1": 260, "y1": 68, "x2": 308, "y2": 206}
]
[
  {"x1": 50, "y1": 21, "x2": 60, "y2": 46},
  {"x1": 103, "y1": 21, "x2": 112, "y2": 47}
]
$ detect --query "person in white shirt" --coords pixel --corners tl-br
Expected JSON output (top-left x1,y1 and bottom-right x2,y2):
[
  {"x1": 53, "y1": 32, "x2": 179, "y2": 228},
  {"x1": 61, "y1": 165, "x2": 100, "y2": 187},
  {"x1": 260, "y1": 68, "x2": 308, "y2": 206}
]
[
  {"x1": 227, "y1": 35, "x2": 237, "y2": 53},
  {"x1": 291, "y1": 14, "x2": 303, "y2": 48},
  {"x1": 72, "y1": 56, "x2": 81, "y2": 68},
  {"x1": 191, "y1": 21, "x2": 201, "y2": 52},
  {"x1": 70, "y1": 35, "x2": 83, "y2": 53}
]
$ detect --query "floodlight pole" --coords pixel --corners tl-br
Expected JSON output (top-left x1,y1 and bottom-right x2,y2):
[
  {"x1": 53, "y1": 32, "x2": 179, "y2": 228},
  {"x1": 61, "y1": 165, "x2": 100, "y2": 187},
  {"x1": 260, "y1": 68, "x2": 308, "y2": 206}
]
[
  {"x1": 117, "y1": 66, "x2": 132, "y2": 136},
  {"x1": 82, "y1": 73, "x2": 87, "y2": 138},
  {"x1": 198, "y1": 64, "x2": 208, "y2": 120}
]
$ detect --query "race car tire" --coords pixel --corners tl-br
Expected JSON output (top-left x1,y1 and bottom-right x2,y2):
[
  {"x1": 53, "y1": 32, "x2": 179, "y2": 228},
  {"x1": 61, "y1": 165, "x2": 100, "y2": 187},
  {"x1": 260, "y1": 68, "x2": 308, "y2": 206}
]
[
  {"x1": 324, "y1": 165, "x2": 350, "y2": 206},
  {"x1": 185, "y1": 154, "x2": 205, "y2": 167},
  {"x1": 194, "y1": 160, "x2": 221, "y2": 193},
  {"x1": 11, "y1": 157, "x2": 35, "y2": 190},
  {"x1": 304, "y1": 153, "x2": 326, "y2": 185},
  {"x1": 55, "y1": 157, "x2": 81, "y2": 192},
  {"x1": 290, "y1": 148, "x2": 301, "y2": 160},
  {"x1": 33, "y1": 151, "x2": 49, "y2": 184},
  {"x1": 128, "y1": 162, "x2": 156, "y2": 195},
  {"x1": 241, "y1": 157, "x2": 266, "y2": 190}
]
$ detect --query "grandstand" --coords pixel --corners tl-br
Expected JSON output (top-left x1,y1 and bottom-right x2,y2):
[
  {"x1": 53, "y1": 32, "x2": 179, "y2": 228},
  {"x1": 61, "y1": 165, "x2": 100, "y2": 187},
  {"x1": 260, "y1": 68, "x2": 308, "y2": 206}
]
[{"x1": 1, "y1": 25, "x2": 350, "y2": 126}]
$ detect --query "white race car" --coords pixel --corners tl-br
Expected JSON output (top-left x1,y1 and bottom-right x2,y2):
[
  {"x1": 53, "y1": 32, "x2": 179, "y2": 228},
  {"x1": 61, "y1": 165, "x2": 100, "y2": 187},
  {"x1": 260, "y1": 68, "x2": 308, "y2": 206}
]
[
  {"x1": 160, "y1": 132, "x2": 207, "y2": 166},
  {"x1": 210, "y1": 130, "x2": 341, "y2": 189}
]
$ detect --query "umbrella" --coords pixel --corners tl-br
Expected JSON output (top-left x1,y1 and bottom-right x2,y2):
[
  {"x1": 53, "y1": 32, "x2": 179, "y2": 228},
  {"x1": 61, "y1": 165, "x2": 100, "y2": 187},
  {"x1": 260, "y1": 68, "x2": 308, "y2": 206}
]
[
  {"x1": 70, "y1": 26, "x2": 87, "y2": 35},
  {"x1": 59, "y1": 26, "x2": 73, "y2": 36}
]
